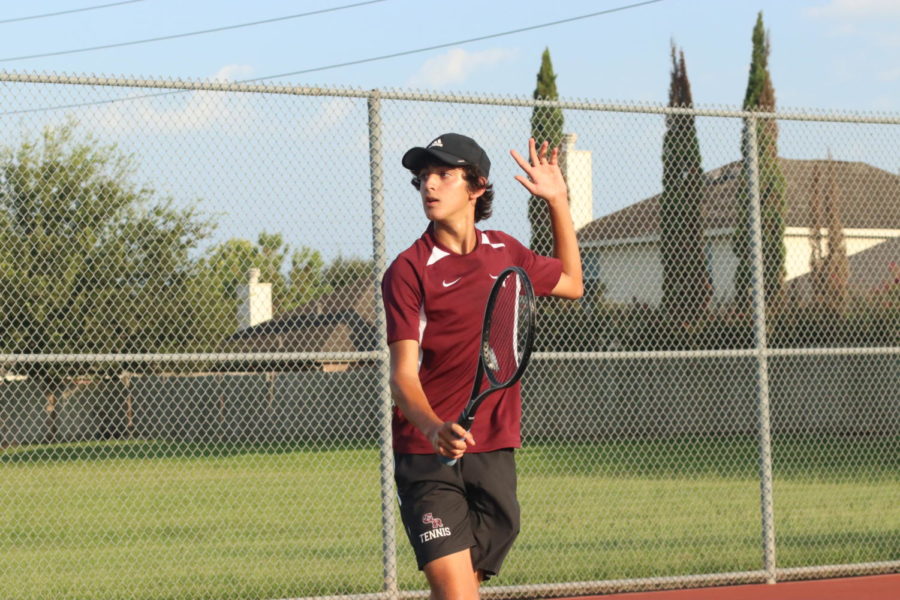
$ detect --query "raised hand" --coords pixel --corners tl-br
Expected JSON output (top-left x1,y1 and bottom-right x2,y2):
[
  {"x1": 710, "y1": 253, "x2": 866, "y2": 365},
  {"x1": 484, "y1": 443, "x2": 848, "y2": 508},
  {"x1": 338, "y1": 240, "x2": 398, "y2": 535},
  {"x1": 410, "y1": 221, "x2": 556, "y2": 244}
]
[{"x1": 510, "y1": 138, "x2": 568, "y2": 207}]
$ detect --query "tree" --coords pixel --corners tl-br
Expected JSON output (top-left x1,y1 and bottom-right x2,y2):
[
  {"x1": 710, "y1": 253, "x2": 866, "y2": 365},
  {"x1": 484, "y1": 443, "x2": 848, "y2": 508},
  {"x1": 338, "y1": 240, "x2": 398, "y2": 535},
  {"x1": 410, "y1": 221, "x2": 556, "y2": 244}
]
[
  {"x1": 528, "y1": 48, "x2": 564, "y2": 257},
  {"x1": 809, "y1": 156, "x2": 848, "y2": 314},
  {"x1": 0, "y1": 121, "x2": 216, "y2": 440},
  {"x1": 660, "y1": 43, "x2": 711, "y2": 324},
  {"x1": 201, "y1": 232, "x2": 329, "y2": 326},
  {"x1": 732, "y1": 12, "x2": 787, "y2": 310},
  {"x1": 286, "y1": 245, "x2": 329, "y2": 308},
  {"x1": 323, "y1": 255, "x2": 375, "y2": 289}
]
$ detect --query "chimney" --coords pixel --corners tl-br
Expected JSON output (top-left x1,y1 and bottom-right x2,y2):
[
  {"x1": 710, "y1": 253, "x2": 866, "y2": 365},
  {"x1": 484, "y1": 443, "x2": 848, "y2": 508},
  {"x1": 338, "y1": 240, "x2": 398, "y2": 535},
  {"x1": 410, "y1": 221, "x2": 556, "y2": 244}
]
[
  {"x1": 560, "y1": 133, "x2": 593, "y2": 231},
  {"x1": 237, "y1": 268, "x2": 272, "y2": 330}
]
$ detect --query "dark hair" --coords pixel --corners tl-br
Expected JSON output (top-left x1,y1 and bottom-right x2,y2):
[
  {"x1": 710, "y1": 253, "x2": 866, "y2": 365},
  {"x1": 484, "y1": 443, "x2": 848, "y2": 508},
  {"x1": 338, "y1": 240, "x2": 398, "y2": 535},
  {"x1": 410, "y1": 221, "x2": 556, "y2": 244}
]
[{"x1": 410, "y1": 159, "x2": 494, "y2": 222}]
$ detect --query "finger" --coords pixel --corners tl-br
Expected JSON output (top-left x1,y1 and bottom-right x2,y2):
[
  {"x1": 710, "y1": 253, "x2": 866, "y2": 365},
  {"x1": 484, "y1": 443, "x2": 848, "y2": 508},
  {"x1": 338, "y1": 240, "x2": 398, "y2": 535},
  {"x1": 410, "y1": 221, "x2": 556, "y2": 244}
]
[
  {"x1": 450, "y1": 424, "x2": 476, "y2": 446},
  {"x1": 509, "y1": 149, "x2": 532, "y2": 173},
  {"x1": 528, "y1": 137, "x2": 539, "y2": 165},
  {"x1": 438, "y1": 436, "x2": 459, "y2": 456},
  {"x1": 443, "y1": 432, "x2": 467, "y2": 455},
  {"x1": 449, "y1": 428, "x2": 472, "y2": 448},
  {"x1": 549, "y1": 146, "x2": 560, "y2": 166},
  {"x1": 538, "y1": 140, "x2": 550, "y2": 163},
  {"x1": 450, "y1": 423, "x2": 468, "y2": 438},
  {"x1": 513, "y1": 175, "x2": 537, "y2": 195},
  {"x1": 441, "y1": 425, "x2": 461, "y2": 442}
]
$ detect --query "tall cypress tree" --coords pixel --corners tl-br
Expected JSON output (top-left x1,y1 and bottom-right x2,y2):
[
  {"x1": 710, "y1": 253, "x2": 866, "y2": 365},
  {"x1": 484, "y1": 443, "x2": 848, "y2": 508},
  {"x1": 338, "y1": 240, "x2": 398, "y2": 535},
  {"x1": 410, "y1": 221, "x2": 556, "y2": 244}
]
[
  {"x1": 529, "y1": 48, "x2": 564, "y2": 256},
  {"x1": 660, "y1": 43, "x2": 710, "y2": 323},
  {"x1": 733, "y1": 12, "x2": 787, "y2": 310}
]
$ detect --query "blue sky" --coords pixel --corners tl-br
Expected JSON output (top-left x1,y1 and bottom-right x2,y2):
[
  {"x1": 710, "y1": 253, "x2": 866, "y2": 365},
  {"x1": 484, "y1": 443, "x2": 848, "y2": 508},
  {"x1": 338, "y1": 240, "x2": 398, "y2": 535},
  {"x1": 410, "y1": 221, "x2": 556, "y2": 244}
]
[
  {"x1": 2, "y1": 0, "x2": 898, "y2": 111},
  {"x1": 0, "y1": 1, "x2": 898, "y2": 261}
]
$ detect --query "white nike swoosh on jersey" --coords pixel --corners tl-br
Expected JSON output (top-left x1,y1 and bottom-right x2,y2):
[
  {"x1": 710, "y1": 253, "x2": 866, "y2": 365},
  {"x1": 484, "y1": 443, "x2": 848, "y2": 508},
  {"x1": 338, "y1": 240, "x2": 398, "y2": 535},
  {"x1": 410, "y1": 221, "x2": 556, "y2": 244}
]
[
  {"x1": 489, "y1": 274, "x2": 499, "y2": 279},
  {"x1": 442, "y1": 278, "x2": 461, "y2": 287}
]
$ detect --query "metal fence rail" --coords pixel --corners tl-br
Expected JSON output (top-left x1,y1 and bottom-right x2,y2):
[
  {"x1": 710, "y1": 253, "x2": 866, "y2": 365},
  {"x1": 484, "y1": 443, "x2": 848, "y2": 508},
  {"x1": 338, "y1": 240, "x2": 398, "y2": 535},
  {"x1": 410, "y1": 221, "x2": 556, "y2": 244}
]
[{"x1": 0, "y1": 71, "x2": 897, "y2": 600}]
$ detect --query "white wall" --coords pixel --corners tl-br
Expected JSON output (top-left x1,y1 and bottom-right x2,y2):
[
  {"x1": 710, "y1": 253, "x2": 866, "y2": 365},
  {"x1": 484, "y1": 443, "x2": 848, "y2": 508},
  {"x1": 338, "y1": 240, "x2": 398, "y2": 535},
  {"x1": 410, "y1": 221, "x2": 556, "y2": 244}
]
[
  {"x1": 237, "y1": 268, "x2": 273, "y2": 330},
  {"x1": 584, "y1": 228, "x2": 899, "y2": 306},
  {"x1": 784, "y1": 228, "x2": 897, "y2": 281},
  {"x1": 585, "y1": 241, "x2": 664, "y2": 305},
  {"x1": 561, "y1": 133, "x2": 593, "y2": 231}
]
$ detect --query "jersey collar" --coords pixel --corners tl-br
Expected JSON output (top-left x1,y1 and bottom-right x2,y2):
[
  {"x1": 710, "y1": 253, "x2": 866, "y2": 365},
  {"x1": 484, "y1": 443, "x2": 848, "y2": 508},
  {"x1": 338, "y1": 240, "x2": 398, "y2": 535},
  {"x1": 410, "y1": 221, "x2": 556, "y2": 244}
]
[{"x1": 423, "y1": 222, "x2": 483, "y2": 256}]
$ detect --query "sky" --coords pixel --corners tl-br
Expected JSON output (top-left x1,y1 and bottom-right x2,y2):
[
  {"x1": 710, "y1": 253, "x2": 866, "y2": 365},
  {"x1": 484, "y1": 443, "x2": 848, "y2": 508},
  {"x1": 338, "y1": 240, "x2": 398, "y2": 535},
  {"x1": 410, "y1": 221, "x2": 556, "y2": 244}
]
[
  {"x1": 2, "y1": 0, "x2": 898, "y2": 110},
  {"x1": 0, "y1": 0, "x2": 898, "y2": 260}
]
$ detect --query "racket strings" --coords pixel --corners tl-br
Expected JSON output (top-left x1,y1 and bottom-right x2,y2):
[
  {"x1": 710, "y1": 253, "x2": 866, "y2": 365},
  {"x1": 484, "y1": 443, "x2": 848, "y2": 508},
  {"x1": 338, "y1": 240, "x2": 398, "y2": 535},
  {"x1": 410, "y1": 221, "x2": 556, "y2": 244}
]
[{"x1": 484, "y1": 273, "x2": 532, "y2": 385}]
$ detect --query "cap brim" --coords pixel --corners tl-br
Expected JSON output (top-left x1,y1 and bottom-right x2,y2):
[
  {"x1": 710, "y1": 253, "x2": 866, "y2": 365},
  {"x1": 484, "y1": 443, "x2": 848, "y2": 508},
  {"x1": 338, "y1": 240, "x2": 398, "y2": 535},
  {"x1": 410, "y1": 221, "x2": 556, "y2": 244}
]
[{"x1": 401, "y1": 147, "x2": 470, "y2": 172}]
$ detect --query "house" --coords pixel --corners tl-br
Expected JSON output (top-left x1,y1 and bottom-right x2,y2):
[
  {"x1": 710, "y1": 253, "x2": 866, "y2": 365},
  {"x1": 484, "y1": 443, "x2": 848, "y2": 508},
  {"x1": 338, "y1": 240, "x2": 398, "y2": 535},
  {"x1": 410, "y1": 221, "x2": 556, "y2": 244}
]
[
  {"x1": 225, "y1": 272, "x2": 378, "y2": 371},
  {"x1": 577, "y1": 159, "x2": 900, "y2": 306},
  {"x1": 789, "y1": 234, "x2": 900, "y2": 294}
]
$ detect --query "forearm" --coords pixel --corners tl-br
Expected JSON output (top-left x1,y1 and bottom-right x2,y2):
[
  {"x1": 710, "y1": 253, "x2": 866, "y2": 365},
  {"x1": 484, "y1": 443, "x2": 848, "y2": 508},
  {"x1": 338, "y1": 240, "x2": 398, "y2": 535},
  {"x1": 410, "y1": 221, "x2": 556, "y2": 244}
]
[
  {"x1": 546, "y1": 196, "x2": 584, "y2": 298},
  {"x1": 511, "y1": 139, "x2": 584, "y2": 299},
  {"x1": 389, "y1": 371, "x2": 443, "y2": 440},
  {"x1": 387, "y1": 340, "x2": 474, "y2": 457}
]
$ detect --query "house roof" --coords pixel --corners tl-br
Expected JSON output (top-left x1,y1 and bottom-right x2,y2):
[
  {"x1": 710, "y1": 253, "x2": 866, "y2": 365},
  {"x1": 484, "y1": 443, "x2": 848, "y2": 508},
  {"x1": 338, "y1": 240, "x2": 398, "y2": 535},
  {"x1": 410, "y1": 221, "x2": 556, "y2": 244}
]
[
  {"x1": 226, "y1": 279, "x2": 379, "y2": 354},
  {"x1": 578, "y1": 159, "x2": 900, "y2": 244}
]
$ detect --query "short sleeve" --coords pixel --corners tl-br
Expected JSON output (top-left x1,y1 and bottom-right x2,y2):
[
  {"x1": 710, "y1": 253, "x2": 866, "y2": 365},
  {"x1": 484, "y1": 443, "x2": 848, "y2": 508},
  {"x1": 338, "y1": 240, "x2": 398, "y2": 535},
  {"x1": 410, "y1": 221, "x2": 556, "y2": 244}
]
[
  {"x1": 501, "y1": 233, "x2": 563, "y2": 297},
  {"x1": 381, "y1": 257, "x2": 423, "y2": 344}
]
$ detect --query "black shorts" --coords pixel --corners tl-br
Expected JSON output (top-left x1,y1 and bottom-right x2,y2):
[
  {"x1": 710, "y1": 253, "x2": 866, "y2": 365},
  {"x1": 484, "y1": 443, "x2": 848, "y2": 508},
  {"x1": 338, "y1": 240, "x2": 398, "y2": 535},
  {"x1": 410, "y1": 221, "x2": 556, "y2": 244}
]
[{"x1": 394, "y1": 449, "x2": 520, "y2": 580}]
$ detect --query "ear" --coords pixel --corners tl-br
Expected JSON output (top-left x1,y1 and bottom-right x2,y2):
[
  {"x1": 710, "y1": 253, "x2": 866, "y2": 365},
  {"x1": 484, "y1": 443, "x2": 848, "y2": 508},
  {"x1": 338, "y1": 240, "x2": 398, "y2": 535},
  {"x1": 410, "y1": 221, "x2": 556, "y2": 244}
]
[{"x1": 468, "y1": 176, "x2": 487, "y2": 201}]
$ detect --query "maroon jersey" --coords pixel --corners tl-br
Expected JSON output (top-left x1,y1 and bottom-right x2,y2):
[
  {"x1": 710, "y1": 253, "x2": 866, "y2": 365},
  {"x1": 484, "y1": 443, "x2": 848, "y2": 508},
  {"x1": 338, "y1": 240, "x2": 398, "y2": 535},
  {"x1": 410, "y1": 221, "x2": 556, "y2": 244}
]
[{"x1": 382, "y1": 224, "x2": 562, "y2": 454}]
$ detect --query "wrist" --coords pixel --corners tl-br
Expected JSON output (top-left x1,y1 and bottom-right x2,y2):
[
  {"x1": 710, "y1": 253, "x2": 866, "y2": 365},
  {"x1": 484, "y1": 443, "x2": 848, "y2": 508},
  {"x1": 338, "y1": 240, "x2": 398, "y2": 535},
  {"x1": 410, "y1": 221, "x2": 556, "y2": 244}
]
[{"x1": 544, "y1": 193, "x2": 569, "y2": 209}]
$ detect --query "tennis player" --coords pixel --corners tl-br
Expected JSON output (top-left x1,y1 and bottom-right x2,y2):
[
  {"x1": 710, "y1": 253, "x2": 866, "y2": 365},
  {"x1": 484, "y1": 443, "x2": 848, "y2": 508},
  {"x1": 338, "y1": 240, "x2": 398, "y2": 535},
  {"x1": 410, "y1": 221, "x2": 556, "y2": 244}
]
[{"x1": 381, "y1": 133, "x2": 583, "y2": 598}]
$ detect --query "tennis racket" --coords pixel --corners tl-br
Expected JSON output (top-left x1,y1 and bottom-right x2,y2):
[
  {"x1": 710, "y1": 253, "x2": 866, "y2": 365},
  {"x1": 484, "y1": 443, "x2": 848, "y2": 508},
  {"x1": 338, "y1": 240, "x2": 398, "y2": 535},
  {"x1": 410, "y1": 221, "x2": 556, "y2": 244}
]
[{"x1": 439, "y1": 266, "x2": 536, "y2": 466}]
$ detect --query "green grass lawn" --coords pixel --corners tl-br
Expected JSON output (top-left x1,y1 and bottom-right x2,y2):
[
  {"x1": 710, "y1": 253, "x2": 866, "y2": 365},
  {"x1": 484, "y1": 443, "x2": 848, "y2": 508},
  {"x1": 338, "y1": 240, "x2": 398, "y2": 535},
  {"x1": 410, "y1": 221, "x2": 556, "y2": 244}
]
[{"x1": 2, "y1": 435, "x2": 897, "y2": 600}]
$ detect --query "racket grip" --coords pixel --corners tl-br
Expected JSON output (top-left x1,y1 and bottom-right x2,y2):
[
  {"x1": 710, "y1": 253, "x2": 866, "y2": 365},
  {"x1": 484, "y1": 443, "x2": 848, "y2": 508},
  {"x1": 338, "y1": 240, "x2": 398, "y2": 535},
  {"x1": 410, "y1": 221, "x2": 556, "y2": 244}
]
[{"x1": 438, "y1": 455, "x2": 458, "y2": 467}]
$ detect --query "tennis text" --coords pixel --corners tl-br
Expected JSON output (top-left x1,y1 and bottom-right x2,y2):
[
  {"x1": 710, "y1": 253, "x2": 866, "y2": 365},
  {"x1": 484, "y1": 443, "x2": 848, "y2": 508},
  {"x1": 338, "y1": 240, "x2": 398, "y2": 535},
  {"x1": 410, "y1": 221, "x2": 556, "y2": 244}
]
[{"x1": 419, "y1": 527, "x2": 452, "y2": 543}]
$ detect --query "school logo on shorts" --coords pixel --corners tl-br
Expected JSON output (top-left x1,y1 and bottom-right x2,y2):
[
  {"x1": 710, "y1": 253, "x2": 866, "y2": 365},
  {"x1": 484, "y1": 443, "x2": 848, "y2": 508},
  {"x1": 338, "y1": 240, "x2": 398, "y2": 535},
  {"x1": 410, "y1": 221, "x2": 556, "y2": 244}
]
[
  {"x1": 422, "y1": 513, "x2": 443, "y2": 528},
  {"x1": 419, "y1": 513, "x2": 452, "y2": 543}
]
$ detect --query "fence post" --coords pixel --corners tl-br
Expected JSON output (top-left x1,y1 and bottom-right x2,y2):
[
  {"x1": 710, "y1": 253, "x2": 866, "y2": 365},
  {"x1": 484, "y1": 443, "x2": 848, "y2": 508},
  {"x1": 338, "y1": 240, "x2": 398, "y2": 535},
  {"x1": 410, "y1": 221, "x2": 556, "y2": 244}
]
[
  {"x1": 744, "y1": 114, "x2": 777, "y2": 584},
  {"x1": 368, "y1": 89, "x2": 399, "y2": 599}
]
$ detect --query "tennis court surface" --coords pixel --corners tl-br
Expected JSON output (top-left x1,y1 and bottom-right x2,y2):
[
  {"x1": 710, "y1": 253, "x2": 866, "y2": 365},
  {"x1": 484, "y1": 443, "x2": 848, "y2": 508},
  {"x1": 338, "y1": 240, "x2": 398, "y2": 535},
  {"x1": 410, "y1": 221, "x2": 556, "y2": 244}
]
[{"x1": 558, "y1": 574, "x2": 899, "y2": 600}]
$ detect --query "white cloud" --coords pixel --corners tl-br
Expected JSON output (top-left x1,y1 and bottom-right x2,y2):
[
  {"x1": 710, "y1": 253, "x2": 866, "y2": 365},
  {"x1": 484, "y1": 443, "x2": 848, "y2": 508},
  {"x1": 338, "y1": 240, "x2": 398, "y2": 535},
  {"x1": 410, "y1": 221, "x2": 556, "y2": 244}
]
[
  {"x1": 406, "y1": 47, "x2": 517, "y2": 88},
  {"x1": 209, "y1": 64, "x2": 254, "y2": 82},
  {"x1": 304, "y1": 97, "x2": 359, "y2": 136},
  {"x1": 90, "y1": 64, "x2": 256, "y2": 134},
  {"x1": 807, "y1": 0, "x2": 900, "y2": 19}
]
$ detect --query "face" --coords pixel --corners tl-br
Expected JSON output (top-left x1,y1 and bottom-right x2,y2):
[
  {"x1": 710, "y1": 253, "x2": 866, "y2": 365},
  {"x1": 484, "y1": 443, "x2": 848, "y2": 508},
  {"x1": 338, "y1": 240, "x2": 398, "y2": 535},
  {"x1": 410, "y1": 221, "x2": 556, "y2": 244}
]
[{"x1": 414, "y1": 164, "x2": 483, "y2": 223}]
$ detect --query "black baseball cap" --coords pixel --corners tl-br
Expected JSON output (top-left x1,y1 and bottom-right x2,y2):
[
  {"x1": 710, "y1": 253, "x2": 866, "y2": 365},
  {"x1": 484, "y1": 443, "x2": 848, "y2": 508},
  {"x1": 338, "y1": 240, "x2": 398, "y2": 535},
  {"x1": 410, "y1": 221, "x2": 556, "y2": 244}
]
[{"x1": 402, "y1": 133, "x2": 491, "y2": 177}]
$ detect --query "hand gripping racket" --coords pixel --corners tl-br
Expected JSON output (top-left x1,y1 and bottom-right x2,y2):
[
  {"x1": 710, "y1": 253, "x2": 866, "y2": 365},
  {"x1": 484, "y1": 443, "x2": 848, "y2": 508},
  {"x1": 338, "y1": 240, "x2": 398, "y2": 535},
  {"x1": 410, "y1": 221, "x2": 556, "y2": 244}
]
[{"x1": 439, "y1": 266, "x2": 536, "y2": 466}]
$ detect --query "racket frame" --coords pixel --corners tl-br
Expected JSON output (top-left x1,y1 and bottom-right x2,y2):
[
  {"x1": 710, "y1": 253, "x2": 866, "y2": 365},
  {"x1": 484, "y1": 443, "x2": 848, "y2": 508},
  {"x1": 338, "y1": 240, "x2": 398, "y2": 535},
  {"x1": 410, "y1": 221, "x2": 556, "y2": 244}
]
[{"x1": 440, "y1": 266, "x2": 535, "y2": 465}]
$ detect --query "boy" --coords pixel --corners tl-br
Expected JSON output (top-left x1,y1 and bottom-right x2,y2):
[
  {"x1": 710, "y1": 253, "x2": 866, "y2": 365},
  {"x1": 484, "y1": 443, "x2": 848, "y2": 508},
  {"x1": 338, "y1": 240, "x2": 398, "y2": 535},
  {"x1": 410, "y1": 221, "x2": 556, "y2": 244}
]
[{"x1": 381, "y1": 133, "x2": 582, "y2": 598}]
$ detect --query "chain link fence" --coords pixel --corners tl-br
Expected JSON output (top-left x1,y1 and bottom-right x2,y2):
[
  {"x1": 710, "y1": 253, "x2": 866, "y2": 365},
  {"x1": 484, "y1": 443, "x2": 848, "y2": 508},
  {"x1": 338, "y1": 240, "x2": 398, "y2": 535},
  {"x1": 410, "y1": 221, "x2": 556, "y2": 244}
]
[{"x1": 0, "y1": 72, "x2": 897, "y2": 600}]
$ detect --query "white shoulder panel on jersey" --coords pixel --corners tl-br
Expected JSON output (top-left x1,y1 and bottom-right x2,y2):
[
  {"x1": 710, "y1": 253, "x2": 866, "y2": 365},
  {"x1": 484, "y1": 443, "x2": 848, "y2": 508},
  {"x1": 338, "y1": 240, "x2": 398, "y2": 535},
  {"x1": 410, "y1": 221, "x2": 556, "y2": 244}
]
[
  {"x1": 481, "y1": 232, "x2": 506, "y2": 249},
  {"x1": 426, "y1": 246, "x2": 451, "y2": 266}
]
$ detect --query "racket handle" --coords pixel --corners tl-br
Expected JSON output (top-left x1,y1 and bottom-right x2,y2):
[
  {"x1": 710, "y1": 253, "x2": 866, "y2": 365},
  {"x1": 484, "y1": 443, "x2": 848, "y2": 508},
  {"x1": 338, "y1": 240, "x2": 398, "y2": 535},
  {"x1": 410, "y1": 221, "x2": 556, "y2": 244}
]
[{"x1": 438, "y1": 455, "x2": 458, "y2": 467}]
